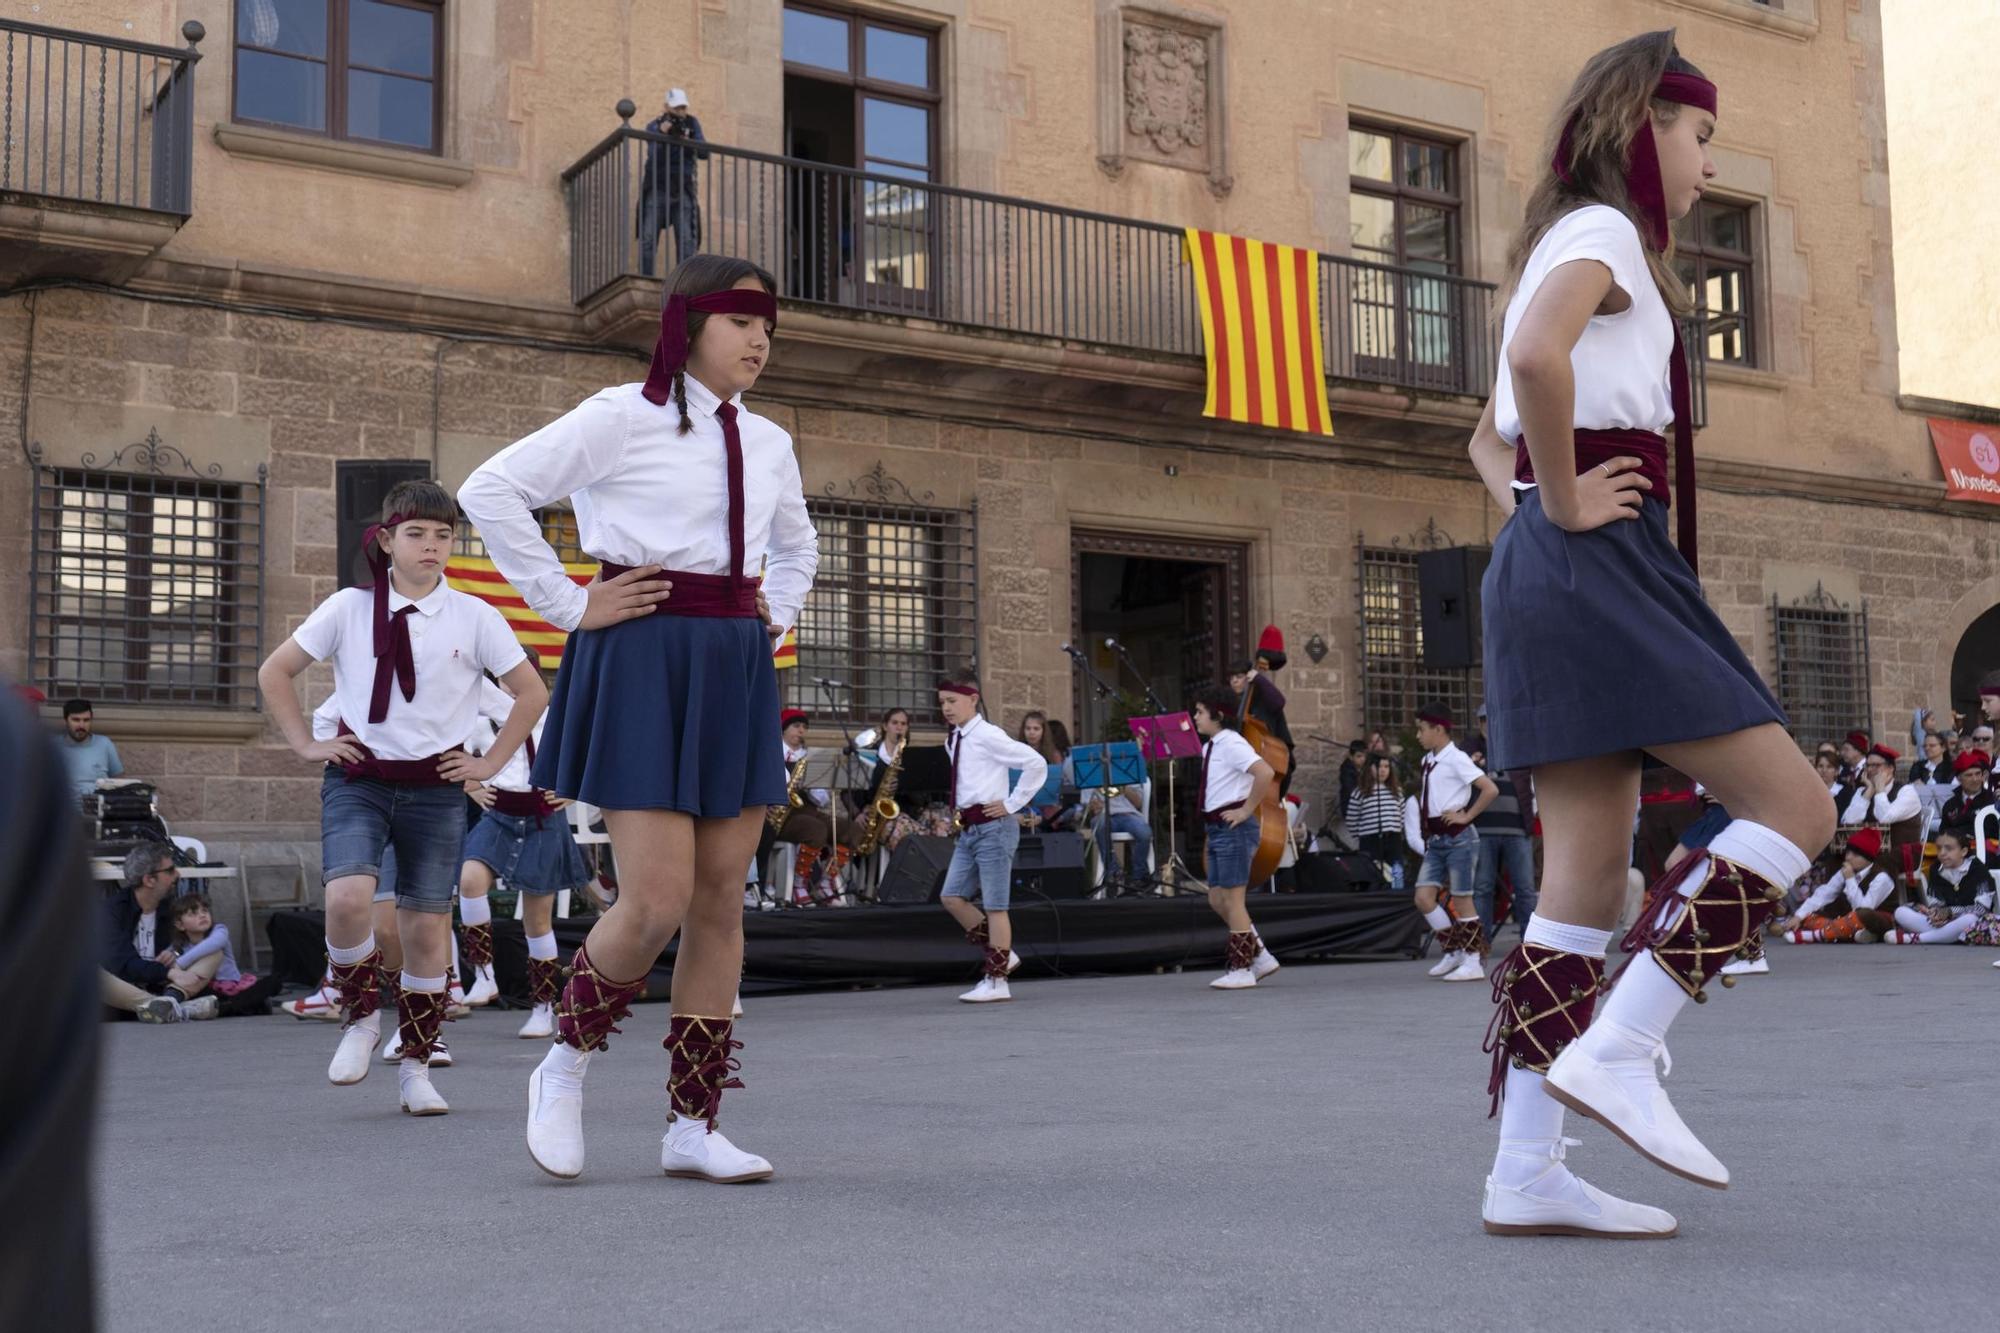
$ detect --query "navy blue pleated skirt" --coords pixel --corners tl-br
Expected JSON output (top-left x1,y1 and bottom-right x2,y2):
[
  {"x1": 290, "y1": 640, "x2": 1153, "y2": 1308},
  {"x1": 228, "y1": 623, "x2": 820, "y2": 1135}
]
[
  {"x1": 531, "y1": 613, "x2": 788, "y2": 815},
  {"x1": 1481, "y1": 489, "x2": 1785, "y2": 771}
]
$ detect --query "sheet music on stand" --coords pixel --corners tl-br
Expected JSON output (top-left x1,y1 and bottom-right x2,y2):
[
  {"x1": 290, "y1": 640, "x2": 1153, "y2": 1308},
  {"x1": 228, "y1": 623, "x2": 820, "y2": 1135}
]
[
  {"x1": 798, "y1": 751, "x2": 872, "y2": 795},
  {"x1": 1128, "y1": 712, "x2": 1201, "y2": 761},
  {"x1": 1070, "y1": 741, "x2": 1147, "y2": 793}
]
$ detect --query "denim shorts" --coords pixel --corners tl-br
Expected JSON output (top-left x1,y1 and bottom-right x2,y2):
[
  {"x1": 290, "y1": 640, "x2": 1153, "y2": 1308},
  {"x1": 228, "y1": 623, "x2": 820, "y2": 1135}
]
[
  {"x1": 1203, "y1": 816, "x2": 1261, "y2": 888},
  {"x1": 320, "y1": 770, "x2": 467, "y2": 915},
  {"x1": 1416, "y1": 826, "x2": 1480, "y2": 897},
  {"x1": 940, "y1": 817, "x2": 1021, "y2": 911}
]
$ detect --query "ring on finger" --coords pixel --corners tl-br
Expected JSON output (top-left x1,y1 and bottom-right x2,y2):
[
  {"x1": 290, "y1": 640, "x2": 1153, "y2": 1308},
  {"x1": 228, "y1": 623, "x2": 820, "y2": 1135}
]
[{"x1": 1597, "y1": 462, "x2": 1612, "y2": 476}]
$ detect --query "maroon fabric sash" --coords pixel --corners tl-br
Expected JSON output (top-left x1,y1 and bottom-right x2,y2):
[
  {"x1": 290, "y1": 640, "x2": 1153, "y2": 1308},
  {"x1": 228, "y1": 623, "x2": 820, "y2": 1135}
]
[
  {"x1": 1513, "y1": 425, "x2": 1695, "y2": 567},
  {"x1": 594, "y1": 565, "x2": 759, "y2": 617},
  {"x1": 956, "y1": 805, "x2": 998, "y2": 828},
  {"x1": 492, "y1": 788, "x2": 559, "y2": 818},
  {"x1": 329, "y1": 720, "x2": 459, "y2": 786}
]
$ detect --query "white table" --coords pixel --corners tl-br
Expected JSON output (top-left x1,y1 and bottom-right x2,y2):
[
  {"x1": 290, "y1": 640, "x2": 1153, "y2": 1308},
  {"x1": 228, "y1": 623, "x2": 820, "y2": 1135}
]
[{"x1": 92, "y1": 861, "x2": 238, "y2": 884}]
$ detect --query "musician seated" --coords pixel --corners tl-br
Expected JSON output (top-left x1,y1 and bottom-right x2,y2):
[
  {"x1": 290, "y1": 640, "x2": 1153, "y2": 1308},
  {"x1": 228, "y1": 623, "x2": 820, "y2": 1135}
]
[
  {"x1": 1087, "y1": 777, "x2": 1152, "y2": 884},
  {"x1": 769, "y1": 708, "x2": 856, "y2": 904}
]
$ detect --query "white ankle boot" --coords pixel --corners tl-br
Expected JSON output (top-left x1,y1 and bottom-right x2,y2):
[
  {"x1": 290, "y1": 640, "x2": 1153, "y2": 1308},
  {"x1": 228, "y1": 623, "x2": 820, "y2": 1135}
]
[
  {"x1": 1482, "y1": 1138, "x2": 1678, "y2": 1238},
  {"x1": 731, "y1": 992, "x2": 744, "y2": 1019},
  {"x1": 660, "y1": 1115, "x2": 773, "y2": 1183},
  {"x1": 1428, "y1": 950, "x2": 1465, "y2": 977},
  {"x1": 329, "y1": 1012, "x2": 380, "y2": 1085},
  {"x1": 463, "y1": 964, "x2": 501, "y2": 1008},
  {"x1": 518, "y1": 1002, "x2": 555, "y2": 1039},
  {"x1": 1443, "y1": 953, "x2": 1487, "y2": 982},
  {"x1": 1210, "y1": 967, "x2": 1256, "y2": 990},
  {"x1": 398, "y1": 1058, "x2": 449, "y2": 1116},
  {"x1": 1546, "y1": 1021, "x2": 1728, "y2": 1189},
  {"x1": 1719, "y1": 955, "x2": 1770, "y2": 975},
  {"x1": 958, "y1": 976, "x2": 1011, "y2": 1003},
  {"x1": 381, "y1": 1030, "x2": 452, "y2": 1065},
  {"x1": 1250, "y1": 947, "x2": 1280, "y2": 981},
  {"x1": 526, "y1": 1044, "x2": 589, "y2": 1179}
]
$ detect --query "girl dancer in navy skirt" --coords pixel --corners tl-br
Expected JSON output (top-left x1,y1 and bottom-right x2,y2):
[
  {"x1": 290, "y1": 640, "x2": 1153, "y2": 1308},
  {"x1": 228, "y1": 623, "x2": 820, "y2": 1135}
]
[
  {"x1": 1465, "y1": 31, "x2": 1834, "y2": 1238},
  {"x1": 460, "y1": 255, "x2": 816, "y2": 1182}
]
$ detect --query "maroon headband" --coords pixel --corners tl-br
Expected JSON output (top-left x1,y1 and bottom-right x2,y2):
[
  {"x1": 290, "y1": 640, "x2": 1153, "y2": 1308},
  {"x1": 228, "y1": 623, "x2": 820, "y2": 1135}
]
[
  {"x1": 640, "y1": 288, "x2": 779, "y2": 406},
  {"x1": 937, "y1": 679, "x2": 980, "y2": 699},
  {"x1": 1981, "y1": 686, "x2": 2000, "y2": 700},
  {"x1": 1417, "y1": 710, "x2": 1453, "y2": 729},
  {"x1": 1553, "y1": 70, "x2": 1718, "y2": 252}
]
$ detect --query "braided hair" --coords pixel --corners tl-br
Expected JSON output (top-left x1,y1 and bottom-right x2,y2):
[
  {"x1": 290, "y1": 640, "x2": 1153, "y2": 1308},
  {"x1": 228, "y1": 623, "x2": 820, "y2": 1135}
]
[{"x1": 673, "y1": 369, "x2": 692, "y2": 436}]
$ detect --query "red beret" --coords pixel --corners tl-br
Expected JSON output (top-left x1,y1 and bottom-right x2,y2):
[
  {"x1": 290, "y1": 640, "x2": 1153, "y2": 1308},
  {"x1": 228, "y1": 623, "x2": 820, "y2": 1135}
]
[
  {"x1": 1956, "y1": 749, "x2": 1991, "y2": 774},
  {"x1": 780, "y1": 708, "x2": 809, "y2": 729},
  {"x1": 1867, "y1": 744, "x2": 1899, "y2": 765},
  {"x1": 1844, "y1": 828, "x2": 1882, "y2": 861},
  {"x1": 1844, "y1": 731, "x2": 1870, "y2": 751}
]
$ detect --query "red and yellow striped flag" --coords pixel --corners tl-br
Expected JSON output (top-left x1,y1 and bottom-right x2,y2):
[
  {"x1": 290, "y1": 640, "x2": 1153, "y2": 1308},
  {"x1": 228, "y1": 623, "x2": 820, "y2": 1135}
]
[
  {"x1": 1183, "y1": 228, "x2": 1333, "y2": 436},
  {"x1": 772, "y1": 625, "x2": 798, "y2": 669},
  {"x1": 445, "y1": 556, "x2": 594, "y2": 670}
]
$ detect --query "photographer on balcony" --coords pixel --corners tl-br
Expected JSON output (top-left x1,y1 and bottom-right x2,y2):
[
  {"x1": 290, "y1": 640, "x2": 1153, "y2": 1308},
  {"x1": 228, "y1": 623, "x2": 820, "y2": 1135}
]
[{"x1": 638, "y1": 88, "x2": 708, "y2": 275}]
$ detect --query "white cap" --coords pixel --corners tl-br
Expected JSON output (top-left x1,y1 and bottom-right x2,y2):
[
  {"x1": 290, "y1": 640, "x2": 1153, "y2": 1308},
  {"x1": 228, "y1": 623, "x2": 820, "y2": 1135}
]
[{"x1": 667, "y1": 88, "x2": 689, "y2": 108}]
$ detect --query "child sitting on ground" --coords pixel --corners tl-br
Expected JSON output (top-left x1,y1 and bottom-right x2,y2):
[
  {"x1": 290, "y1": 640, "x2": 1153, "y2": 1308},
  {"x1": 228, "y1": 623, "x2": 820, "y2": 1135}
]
[{"x1": 169, "y1": 894, "x2": 282, "y2": 1016}]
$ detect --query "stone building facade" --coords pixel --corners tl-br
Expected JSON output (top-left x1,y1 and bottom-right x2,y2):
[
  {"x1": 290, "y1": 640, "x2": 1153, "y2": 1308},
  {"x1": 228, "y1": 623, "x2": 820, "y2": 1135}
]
[{"x1": 3, "y1": 0, "x2": 1991, "y2": 914}]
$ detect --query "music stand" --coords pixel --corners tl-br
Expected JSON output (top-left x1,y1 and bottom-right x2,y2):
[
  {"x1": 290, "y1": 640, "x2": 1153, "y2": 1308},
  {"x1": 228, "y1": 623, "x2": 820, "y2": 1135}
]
[
  {"x1": 1073, "y1": 741, "x2": 1149, "y2": 894},
  {"x1": 798, "y1": 751, "x2": 872, "y2": 904},
  {"x1": 1128, "y1": 712, "x2": 1205, "y2": 893}
]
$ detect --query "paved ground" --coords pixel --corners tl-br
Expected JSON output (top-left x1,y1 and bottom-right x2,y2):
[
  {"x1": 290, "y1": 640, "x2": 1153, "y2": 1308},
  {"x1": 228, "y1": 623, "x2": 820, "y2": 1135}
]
[{"x1": 96, "y1": 944, "x2": 1999, "y2": 1332}]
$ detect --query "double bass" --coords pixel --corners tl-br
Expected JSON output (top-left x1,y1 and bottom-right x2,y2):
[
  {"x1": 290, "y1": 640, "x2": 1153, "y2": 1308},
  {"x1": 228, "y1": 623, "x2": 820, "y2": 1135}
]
[{"x1": 1236, "y1": 673, "x2": 1291, "y2": 885}]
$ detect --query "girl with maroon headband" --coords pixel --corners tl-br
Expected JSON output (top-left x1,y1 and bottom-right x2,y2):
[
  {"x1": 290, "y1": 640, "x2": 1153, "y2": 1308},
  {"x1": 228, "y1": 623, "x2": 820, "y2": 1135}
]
[
  {"x1": 1465, "y1": 31, "x2": 1834, "y2": 1238},
  {"x1": 460, "y1": 255, "x2": 817, "y2": 1182}
]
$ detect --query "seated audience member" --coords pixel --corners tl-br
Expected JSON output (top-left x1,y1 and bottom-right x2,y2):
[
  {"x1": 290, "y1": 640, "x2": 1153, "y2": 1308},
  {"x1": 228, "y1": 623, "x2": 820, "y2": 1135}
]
[
  {"x1": 100, "y1": 844, "x2": 217, "y2": 1022},
  {"x1": 1886, "y1": 829, "x2": 1998, "y2": 945},
  {"x1": 1910, "y1": 730, "x2": 1955, "y2": 822},
  {"x1": 1777, "y1": 829, "x2": 1896, "y2": 943},
  {"x1": 60, "y1": 697, "x2": 123, "y2": 800},
  {"x1": 167, "y1": 893, "x2": 281, "y2": 1016},
  {"x1": 1938, "y1": 750, "x2": 1995, "y2": 837}
]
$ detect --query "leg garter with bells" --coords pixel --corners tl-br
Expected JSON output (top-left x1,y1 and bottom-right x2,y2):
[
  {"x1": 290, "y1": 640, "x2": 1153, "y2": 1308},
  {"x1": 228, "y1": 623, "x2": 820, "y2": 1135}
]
[
  {"x1": 1224, "y1": 929, "x2": 1257, "y2": 973},
  {"x1": 460, "y1": 920, "x2": 494, "y2": 970},
  {"x1": 329, "y1": 949, "x2": 383, "y2": 1025},
  {"x1": 1622, "y1": 851, "x2": 1786, "y2": 999},
  {"x1": 526, "y1": 955, "x2": 564, "y2": 1008},
  {"x1": 1444, "y1": 914, "x2": 1490, "y2": 958},
  {"x1": 396, "y1": 986, "x2": 450, "y2": 1064},
  {"x1": 1484, "y1": 944, "x2": 1605, "y2": 1116},
  {"x1": 666, "y1": 1015, "x2": 745, "y2": 1130},
  {"x1": 554, "y1": 940, "x2": 648, "y2": 1053}
]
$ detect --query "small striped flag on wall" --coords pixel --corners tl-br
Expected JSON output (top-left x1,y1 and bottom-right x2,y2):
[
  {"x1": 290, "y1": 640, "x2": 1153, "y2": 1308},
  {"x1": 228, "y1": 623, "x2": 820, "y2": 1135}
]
[
  {"x1": 1183, "y1": 228, "x2": 1334, "y2": 436},
  {"x1": 444, "y1": 556, "x2": 594, "y2": 670}
]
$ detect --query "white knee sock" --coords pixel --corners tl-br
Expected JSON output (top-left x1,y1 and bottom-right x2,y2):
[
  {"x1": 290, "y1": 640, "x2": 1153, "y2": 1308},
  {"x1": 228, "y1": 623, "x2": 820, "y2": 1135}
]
[
  {"x1": 1423, "y1": 906, "x2": 1452, "y2": 933},
  {"x1": 1493, "y1": 915, "x2": 1612, "y2": 1188},
  {"x1": 526, "y1": 931, "x2": 559, "y2": 961},
  {"x1": 1922, "y1": 914, "x2": 1976, "y2": 945},
  {"x1": 327, "y1": 935, "x2": 376, "y2": 967},
  {"x1": 1594, "y1": 820, "x2": 1811, "y2": 1051},
  {"x1": 459, "y1": 894, "x2": 492, "y2": 927}
]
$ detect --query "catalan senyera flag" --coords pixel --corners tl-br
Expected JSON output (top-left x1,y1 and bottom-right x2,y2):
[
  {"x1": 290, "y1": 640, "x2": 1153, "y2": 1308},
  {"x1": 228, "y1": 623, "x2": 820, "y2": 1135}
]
[
  {"x1": 1183, "y1": 228, "x2": 1334, "y2": 436},
  {"x1": 771, "y1": 625, "x2": 798, "y2": 669},
  {"x1": 445, "y1": 556, "x2": 594, "y2": 670}
]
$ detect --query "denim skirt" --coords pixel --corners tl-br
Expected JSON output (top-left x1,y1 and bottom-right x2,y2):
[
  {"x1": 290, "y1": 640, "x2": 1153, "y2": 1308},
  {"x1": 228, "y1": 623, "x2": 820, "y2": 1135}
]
[{"x1": 461, "y1": 808, "x2": 590, "y2": 896}]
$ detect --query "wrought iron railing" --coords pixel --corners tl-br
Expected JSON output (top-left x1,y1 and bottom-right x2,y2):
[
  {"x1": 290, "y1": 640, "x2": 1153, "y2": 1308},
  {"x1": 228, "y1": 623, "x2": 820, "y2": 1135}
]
[
  {"x1": 565, "y1": 110, "x2": 1505, "y2": 399},
  {"x1": 0, "y1": 18, "x2": 205, "y2": 216}
]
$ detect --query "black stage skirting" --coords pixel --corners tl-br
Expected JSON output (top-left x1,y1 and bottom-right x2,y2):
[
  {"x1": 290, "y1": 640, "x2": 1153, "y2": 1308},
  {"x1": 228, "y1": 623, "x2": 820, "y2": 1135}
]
[{"x1": 266, "y1": 891, "x2": 1426, "y2": 1005}]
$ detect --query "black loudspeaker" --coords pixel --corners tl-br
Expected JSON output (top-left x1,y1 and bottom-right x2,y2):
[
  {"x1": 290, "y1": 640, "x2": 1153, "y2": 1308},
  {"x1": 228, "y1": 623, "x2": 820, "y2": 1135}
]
[
  {"x1": 1295, "y1": 851, "x2": 1388, "y2": 894},
  {"x1": 1417, "y1": 545, "x2": 1491, "y2": 670},
  {"x1": 336, "y1": 460, "x2": 432, "y2": 589},
  {"x1": 877, "y1": 835, "x2": 953, "y2": 904},
  {"x1": 1011, "y1": 831, "x2": 1090, "y2": 899}
]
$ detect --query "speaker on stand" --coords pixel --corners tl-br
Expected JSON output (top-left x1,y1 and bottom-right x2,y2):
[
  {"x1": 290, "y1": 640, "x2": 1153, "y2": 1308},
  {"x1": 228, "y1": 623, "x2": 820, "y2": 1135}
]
[{"x1": 1417, "y1": 545, "x2": 1491, "y2": 670}]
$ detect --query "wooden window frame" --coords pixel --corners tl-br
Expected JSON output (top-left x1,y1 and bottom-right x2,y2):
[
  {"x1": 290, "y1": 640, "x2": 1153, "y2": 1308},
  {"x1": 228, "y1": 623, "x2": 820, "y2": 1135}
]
[
  {"x1": 781, "y1": 1, "x2": 942, "y2": 178},
  {"x1": 1346, "y1": 119, "x2": 1464, "y2": 274},
  {"x1": 231, "y1": 0, "x2": 444, "y2": 155},
  {"x1": 1675, "y1": 196, "x2": 1759, "y2": 369}
]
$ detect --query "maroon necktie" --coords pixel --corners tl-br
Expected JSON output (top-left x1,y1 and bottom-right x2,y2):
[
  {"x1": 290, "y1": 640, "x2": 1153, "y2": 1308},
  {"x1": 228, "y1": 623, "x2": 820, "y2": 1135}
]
[
  {"x1": 1667, "y1": 321, "x2": 1698, "y2": 573},
  {"x1": 949, "y1": 729, "x2": 962, "y2": 808},
  {"x1": 1419, "y1": 757, "x2": 1434, "y2": 840},
  {"x1": 368, "y1": 605, "x2": 416, "y2": 724},
  {"x1": 714, "y1": 400, "x2": 746, "y2": 588},
  {"x1": 1200, "y1": 740, "x2": 1212, "y2": 811}
]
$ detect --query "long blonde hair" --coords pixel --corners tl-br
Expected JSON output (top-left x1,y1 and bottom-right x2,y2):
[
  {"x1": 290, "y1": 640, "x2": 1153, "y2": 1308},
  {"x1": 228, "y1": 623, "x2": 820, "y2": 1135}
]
[{"x1": 1500, "y1": 30, "x2": 1705, "y2": 318}]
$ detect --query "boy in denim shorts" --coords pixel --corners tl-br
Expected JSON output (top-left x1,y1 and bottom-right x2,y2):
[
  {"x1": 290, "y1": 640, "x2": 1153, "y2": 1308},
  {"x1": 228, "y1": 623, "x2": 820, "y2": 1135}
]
[
  {"x1": 1412, "y1": 703, "x2": 1497, "y2": 982},
  {"x1": 258, "y1": 480, "x2": 546, "y2": 1116},
  {"x1": 1192, "y1": 687, "x2": 1281, "y2": 990},
  {"x1": 934, "y1": 673, "x2": 1047, "y2": 1004}
]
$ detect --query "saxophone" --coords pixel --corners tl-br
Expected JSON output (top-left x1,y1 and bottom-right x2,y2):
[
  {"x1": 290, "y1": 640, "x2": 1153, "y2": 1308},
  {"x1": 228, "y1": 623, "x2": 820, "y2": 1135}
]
[
  {"x1": 855, "y1": 741, "x2": 904, "y2": 856},
  {"x1": 768, "y1": 752, "x2": 809, "y2": 831}
]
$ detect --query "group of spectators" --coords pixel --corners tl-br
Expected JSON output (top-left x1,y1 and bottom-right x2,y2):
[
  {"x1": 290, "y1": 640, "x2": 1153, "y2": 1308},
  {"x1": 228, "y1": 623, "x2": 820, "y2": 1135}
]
[{"x1": 98, "y1": 843, "x2": 280, "y2": 1024}]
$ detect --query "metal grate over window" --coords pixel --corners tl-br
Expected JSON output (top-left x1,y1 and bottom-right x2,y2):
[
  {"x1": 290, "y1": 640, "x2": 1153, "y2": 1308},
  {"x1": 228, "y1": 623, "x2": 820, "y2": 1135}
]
[
  {"x1": 454, "y1": 510, "x2": 588, "y2": 564},
  {"x1": 1772, "y1": 586, "x2": 1872, "y2": 750},
  {"x1": 30, "y1": 433, "x2": 266, "y2": 709},
  {"x1": 788, "y1": 491, "x2": 977, "y2": 725},
  {"x1": 1356, "y1": 544, "x2": 1483, "y2": 739}
]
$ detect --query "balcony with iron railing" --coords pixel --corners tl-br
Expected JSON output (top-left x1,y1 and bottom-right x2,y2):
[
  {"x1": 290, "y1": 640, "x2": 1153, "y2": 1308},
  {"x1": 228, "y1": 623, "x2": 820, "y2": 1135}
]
[
  {"x1": 0, "y1": 18, "x2": 205, "y2": 284},
  {"x1": 565, "y1": 106, "x2": 1525, "y2": 407}
]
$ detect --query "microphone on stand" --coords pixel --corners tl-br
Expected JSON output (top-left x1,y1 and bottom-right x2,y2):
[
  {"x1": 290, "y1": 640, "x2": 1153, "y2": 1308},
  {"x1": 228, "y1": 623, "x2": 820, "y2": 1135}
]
[
  {"x1": 1104, "y1": 636, "x2": 1121, "y2": 652},
  {"x1": 811, "y1": 677, "x2": 850, "y2": 690}
]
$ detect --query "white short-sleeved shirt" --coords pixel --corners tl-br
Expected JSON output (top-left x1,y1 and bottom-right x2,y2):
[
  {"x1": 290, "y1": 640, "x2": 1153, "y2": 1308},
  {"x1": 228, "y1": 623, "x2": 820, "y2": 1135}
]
[
  {"x1": 1201, "y1": 727, "x2": 1262, "y2": 812},
  {"x1": 469, "y1": 679, "x2": 546, "y2": 793},
  {"x1": 1420, "y1": 741, "x2": 1486, "y2": 819},
  {"x1": 1494, "y1": 205, "x2": 1674, "y2": 448},
  {"x1": 290, "y1": 580, "x2": 528, "y2": 761}
]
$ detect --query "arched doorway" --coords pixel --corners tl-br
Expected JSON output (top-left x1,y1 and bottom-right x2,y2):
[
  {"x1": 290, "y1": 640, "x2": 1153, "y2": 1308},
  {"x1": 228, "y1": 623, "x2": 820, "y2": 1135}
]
[{"x1": 1950, "y1": 604, "x2": 2000, "y2": 725}]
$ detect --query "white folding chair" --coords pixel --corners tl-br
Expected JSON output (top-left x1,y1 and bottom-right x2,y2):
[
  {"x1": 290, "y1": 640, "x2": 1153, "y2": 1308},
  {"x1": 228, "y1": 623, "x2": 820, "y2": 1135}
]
[{"x1": 170, "y1": 835, "x2": 208, "y2": 863}]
